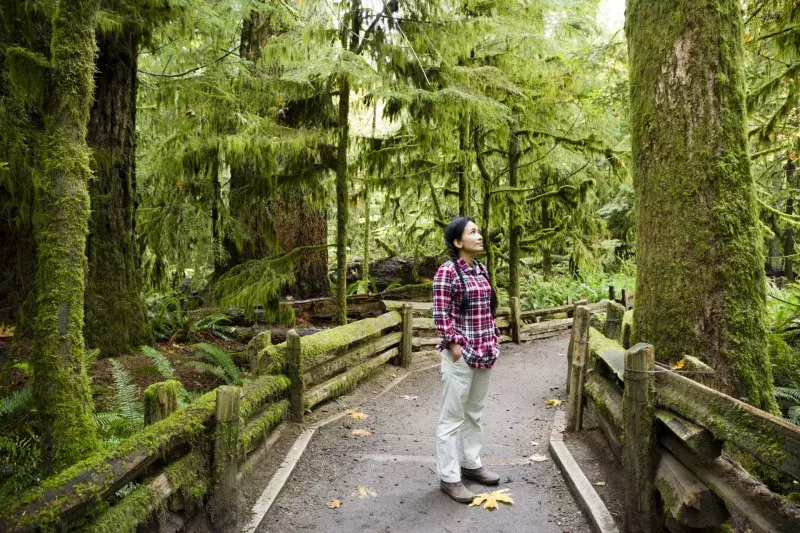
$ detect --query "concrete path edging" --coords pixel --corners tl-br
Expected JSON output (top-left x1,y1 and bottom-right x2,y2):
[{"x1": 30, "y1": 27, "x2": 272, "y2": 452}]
[
  {"x1": 242, "y1": 360, "x2": 440, "y2": 532},
  {"x1": 549, "y1": 410, "x2": 620, "y2": 533}
]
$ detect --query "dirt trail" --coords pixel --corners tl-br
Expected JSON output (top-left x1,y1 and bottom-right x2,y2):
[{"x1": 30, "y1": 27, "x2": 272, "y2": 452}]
[{"x1": 255, "y1": 334, "x2": 592, "y2": 533}]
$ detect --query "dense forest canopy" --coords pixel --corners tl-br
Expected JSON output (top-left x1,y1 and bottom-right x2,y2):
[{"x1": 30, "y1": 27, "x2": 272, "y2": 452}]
[{"x1": 1, "y1": 0, "x2": 800, "y2": 510}]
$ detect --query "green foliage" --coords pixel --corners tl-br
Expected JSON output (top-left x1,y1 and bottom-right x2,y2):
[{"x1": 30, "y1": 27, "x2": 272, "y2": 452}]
[
  {"x1": 0, "y1": 431, "x2": 41, "y2": 501},
  {"x1": 188, "y1": 313, "x2": 234, "y2": 341},
  {"x1": 140, "y1": 346, "x2": 174, "y2": 380},
  {"x1": 519, "y1": 269, "x2": 635, "y2": 311},
  {"x1": 0, "y1": 387, "x2": 33, "y2": 418},
  {"x1": 190, "y1": 343, "x2": 242, "y2": 386},
  {"x1": 145, "y1": 293, "x2": 183, "y2": 341}
]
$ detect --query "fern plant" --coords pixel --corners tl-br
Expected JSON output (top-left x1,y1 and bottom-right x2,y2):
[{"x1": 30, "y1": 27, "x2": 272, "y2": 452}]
[
  {"x1": 0, "y1": 387, "x2": 33, "y2": 418},
  {"x1": 775, "y1": 387, "x2": 800, "y2": 425},
  {"x1": 188, "y1": 343, "x2": 242, "y2": 386},
  {"x1": 93, "y1": 361, "x2": 144, "y2": 442},
  {"x1": 188, "y1": 314, "x2": 234, "y2": 341},
  {"x1": 0, "y1": 432, "x2": 41, "y2": 500},
  {"x1": 140, "y1": 346, "x2": 175, "y2": 380}
]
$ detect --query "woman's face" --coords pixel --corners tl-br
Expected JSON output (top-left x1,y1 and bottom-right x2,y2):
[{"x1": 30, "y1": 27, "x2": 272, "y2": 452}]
[{"x1": 456, "y1": 221, "x2": 484, "y2": 254}]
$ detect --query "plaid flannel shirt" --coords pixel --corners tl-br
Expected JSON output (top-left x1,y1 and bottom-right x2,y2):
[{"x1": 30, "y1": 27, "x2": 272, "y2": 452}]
[{"x1": 433, "y1": 258, "x2": 500, "y2": 369}]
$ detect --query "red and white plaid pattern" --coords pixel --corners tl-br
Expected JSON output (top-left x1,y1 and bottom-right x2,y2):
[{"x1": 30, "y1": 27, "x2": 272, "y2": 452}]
[{"x1": 433, "y1": 258, "x2": 499, "y2": 369}]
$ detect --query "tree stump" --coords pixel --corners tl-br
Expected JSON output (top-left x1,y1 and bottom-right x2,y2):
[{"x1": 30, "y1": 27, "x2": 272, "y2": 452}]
[{"x1": 143, "y1": 380, "x2": 181, "y2": 426}]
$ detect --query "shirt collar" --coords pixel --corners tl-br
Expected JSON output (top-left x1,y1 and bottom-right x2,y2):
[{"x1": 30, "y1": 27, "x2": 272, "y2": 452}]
[{"x1": 456, "y1": 257, "x2": 478, "y2": 274}]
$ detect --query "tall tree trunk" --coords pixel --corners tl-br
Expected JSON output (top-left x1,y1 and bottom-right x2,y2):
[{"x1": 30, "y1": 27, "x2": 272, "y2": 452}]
[
  {"x1": 85, "y1": 28, "x2": 152, "y2": 355},
  {"x1": 541, "y1": 167, "x2": 552, "y2": 277},
  {"x1": 335, "y1": 0, "x2": 362, "y2": 324},
  {"x1": 363, "y1": 179, "x2": 371, "y2": 286},
  {"x1": 508, "y1": 124, "x2": 521, "y2": 300},
  {"x1": 474, "y1": 125, "x2": 495, "y2": 283},
  {"x1": 34, "y1": 0, "x2": 100, "y2": 475},
  {"x1": 785, "y1": 159, "x2": 796, "y2": 282},
  {"x1": 211, "y1": 149, "x2": 223, "y2": 274},
  {"x1": 335, "y1": 75, "x2": 351, "y2": 325},
  {"x1": 627, "y1": 0, "x2": 777, "y2": 410},
  {"x1": 458, "y1": 114, "x2": 471, "y2": 217}
]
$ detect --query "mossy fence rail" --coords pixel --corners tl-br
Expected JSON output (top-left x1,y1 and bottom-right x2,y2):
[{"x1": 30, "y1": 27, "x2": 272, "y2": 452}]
[
  {"x1": 565, "y1": 304, "x2": 800, "y2": 533},
  {"x1": 0, "y1": 293, "x2": 613, "y2": 532}
]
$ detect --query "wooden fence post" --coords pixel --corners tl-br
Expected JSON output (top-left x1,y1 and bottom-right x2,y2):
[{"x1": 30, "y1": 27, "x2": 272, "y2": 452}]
[
  {"x1": 623, "y1": 343, "x2": 657, "y2": 533},
  {"x1": 143, "y1": 381, "x2": 180, "y2": 426},
  {"x1": 287, "y1": 329, "x2": 305, "y2": 422},
  {"x1": 605, "y1": 300, "x2": 625, "y2": 342},
  {"x1": 400, "y1": 303, "x2": 413, "y2": 368},
  {"x1": 567, "y1": 296, "x2": 574, "y2": 318},
  {"x1": 566, "y1": 306, "x2": 590, "y2": 431},
  {"x1": 609, "y1": 285, "x2": 616, "y2": 302},
  {"x1": 210, "y1": 386, "x2": 241, "y2": 527},
  {"x1": 247, "y1": 330, "x2": 271, "y2": 377},
  {"x1": 621, "y1": 288, "x2": 628, "y2": 309},
  {"x1": 510, "y1": 296, "x2": 522, "y2": 344}
]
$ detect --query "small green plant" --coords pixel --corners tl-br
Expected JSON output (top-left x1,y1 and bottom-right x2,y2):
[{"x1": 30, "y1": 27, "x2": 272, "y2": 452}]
[
  {"x1": 146, "y1": 293, "x2": 184, "y2": 341},
  {"x1": 0, "y1": 431, "x2": 41, "y2": 500},
  {"x1": 140, "y1": 346, "x2": 175, "y2": 380},
  {"x1": 92, "y1": 361, "x2": 144, "y2": 443},
  {"x1": 0, "y1": 387, "x2": 33, "y2": 418},
  {"x1": 775, "y1": 387, "x2": 800, "y2": 425},
  {"x1": 188, "y1": 313, "x2": 234, "y2": 341},
  {"x1": 188, "y1": 343, "x2": 242, "y2": 386}
]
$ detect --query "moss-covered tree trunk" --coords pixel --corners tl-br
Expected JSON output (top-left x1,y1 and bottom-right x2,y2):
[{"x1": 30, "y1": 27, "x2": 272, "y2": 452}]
[
  {"x1": 541, "y1": 167, "x2": 552, "y2": 277},
  {"x1": 363, "y1": 179, "x2": 371, "y2": 286},
  {"x1": 627, "y1": 0, "x2": 777, "y2": 410},
  {"x1": 458, "y1": 114, "x2": 471, "y2": 217},
  {"x1": 33, "y1": 0, "x2": 100, "y2": 475},
  {"x1": 85, "y1": 28, "x2": 152, "y2": 355},
  {"x1": 474, "y1": 126, "x2": 496, "y2": 282},
  {"x1": 508, "y1": 125, "x2": 521, "y2": 301},
  {"x1": 784, "y1": 160, "x2": 796, "y2": 282}
]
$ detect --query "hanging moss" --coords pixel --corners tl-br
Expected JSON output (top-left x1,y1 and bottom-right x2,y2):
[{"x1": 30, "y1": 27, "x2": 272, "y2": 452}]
[{"x1": 627, "y1": 1, "x2": 778, "y2": 411}]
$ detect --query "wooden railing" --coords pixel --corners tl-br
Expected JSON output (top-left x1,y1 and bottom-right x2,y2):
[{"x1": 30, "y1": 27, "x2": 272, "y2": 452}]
[
  {"x1": 0, "y1": 294, "x2": 610, "y2": 531},
  {"x1": 565, "y1": 305, "x2": 800, "y2": 533}
]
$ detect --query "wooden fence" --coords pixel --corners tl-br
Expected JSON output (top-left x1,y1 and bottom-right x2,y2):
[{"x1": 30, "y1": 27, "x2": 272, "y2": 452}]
[
  {"x1": 0, "y1": 292, "x2": 618, "y2": 532},
  {"x1": 565, "y1": 305, "x2": 800, "y2": 533}
]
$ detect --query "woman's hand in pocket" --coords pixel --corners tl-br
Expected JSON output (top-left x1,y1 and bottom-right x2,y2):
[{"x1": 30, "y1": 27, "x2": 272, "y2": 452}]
[{"x1": 449, "y1": 342, "x2": 463, "y2": 362}]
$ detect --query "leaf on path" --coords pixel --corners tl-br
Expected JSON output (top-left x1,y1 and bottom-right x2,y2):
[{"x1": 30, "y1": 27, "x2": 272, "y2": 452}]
[
  {"x1": 469, "y1": 489, "x2": 514, "y2": 510},
  {"x1": 352, "y1": 429, "x2": 372, "y2": 437},
  {"x1": 327, "y1": 499, "x2": 341, "y2": 509},
  {"x1": 671, "y1": 359, "x2": 685, "y2": 370},
  {"x1": 347, "y1": 409, "x2": 369, "y2": 420},
  {"x1": 529, "y1": 454, "x2": 548, "y2": 462},
  {"x1": 594, "y1": 481, "x2": 606, "y2": 486},
  {"x1": 400, "y1": 394, "x2": 419, "y2": 401},
  {"x1": 545, "y1": 399, "x2": 563, "y2": 407},
  {"x1": 530, "y1": 441, "x2": 539, "y2": 446},
  {"x1": 353, "y1": 484, "x2": 378, "y2": 499}
]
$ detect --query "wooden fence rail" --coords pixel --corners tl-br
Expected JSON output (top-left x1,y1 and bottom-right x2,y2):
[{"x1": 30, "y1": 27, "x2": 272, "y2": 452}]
[{"x1": 571, "y1": 313, "x2": 800, "y2": 533}]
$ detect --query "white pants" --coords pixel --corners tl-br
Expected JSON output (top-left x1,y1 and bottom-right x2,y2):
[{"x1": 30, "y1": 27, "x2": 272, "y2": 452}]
[{"x1": 436, "y1": 349, "x2": 492, "y2": 483}]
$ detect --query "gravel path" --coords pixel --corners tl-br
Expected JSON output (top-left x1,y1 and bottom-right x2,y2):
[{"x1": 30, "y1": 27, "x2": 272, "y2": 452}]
[{"x1": 258, "y1": 334, "x2": 593, "y2": 533}]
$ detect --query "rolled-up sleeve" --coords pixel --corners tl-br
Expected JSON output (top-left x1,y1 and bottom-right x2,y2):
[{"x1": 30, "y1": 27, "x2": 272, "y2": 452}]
[{"x1": 433, "y1": 263, "x2": 468, "y2": 348}]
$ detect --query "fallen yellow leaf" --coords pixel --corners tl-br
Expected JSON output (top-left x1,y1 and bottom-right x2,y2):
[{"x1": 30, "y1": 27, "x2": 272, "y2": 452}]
[
  {"x1": 594, "y1": 481, "x2": 606, "y2": 486},
  {"x1": 0, "y1": 324, "x2": 14, "y2": 338},
  {"x1": 671, "y1": 359, "x2": 685, "y2": 370},
  {"x1": 400, "y1": 394, "x2": 419, "y2": 401},
  {"x1": 327, "y1": 499, "x2": 341, "y2": 509},
  {"x1": 352, "y1": 429, "x2": 372, "y2": 437},
  {"x1": 529, "y1": 454, "x2": 548, "y2": 462},
  {"x1": 346, "y1": 409, "x2": 369, "y2": 420},
  {"x1": 353, "y1": 484, "x2": 377, "y2": 499},
  {"x1": 545, "y1": 399, "x2": 563, "y2": 407},
  {"x1": 469, "y1": 489, "x2": 514, "y2": 510}
]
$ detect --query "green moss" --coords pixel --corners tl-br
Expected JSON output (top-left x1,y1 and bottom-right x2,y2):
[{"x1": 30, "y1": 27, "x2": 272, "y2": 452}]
[
  {"x1": 239, "y1": 374, "x2": 291, "y2": 421},
  {"x1": 165, "y1": 445, "x2": 209, "y2": 512},
  {"x1": 240, "y1": 400, "x2": 288, "y2": 453},
  {"x1": 588, "y1": 327, "x2": 624, "y2": 359},
  {"x1": 627, "y1": 0, "x2": 778, "y2": 412},
  {"x1": 83, "y1": 483, "x2": 163, "y2": 533},
  {"x1": 380, "y1": 283, "x2": 433, "y2": 299},
  {"x1": 590, "y1": 313, "x2": 606, "y2": 332}
]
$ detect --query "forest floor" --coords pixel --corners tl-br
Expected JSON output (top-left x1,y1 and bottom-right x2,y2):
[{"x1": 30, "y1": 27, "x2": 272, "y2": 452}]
[{"x1": 233, "y1": 333, "x2": 595, "y2": 533}]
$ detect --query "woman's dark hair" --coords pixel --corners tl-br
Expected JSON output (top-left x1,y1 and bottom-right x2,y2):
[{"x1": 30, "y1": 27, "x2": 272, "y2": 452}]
[{"x1": 443, "y1": 217, "x2": 498, "y2": 317}]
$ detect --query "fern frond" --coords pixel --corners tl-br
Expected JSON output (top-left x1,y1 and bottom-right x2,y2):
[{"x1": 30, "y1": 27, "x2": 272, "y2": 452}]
[
  {"x1": 195, "y1": 343, "x2": 242, "y2": 386},
  {"x1": 110, "y1": 360, "x2": 142, "y2": 420},
  {"x1": 140, "y1": 345, "x2": 175, "y2": 380},
  {"x1": 775, "y1": 386, "x2": 800, "y2": 404},
  {"x1": 788, "y1": 406, "x2": 800, "y2": 426},
  {"x1": 186, "y1": 361, "x2": 231, "y2": 385},
  {"x1": 0, "y1": 387, "x2": 33, "y2": 418}
]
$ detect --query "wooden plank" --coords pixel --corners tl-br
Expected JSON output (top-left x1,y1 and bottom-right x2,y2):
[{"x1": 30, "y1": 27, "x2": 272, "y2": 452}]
[
  {"x1": 588, "y1": 328, "x2": 625, "y2": 383},
  {"x1": 412, "y1": 317, "x2": 435, "y2": 330},
  {"x1": 304, "y1": 332, "x2": 401, "y2": 386},
  {"x1": 520, "y1": 317, "x2": 572, "y2": 335},
  {"x1": 520, "y1": 303, "x2": 574, "y2": 319},
  {"x1": 381, "y1": 300, "x2": 433, "y2": 316},
  {"x1": 586, "y1": 398, "x2": 622, "y2": 461},
  {"x1": 304, "y1": 348, "x2": 398, "y2": 409},
  {"x1": 656, "y1": 449, "x2": 728, "y2": 528},
  {"x1": 584, "y1": 373, "x2": 623, "y2": 429},
  {"x1": 655, "y1": 409, "x2": 721, "y2": 461},
  {"x1": 412, "y1": 337, "x2": 440, "y2": 348},
  {"x1": 656, "y1": 370, "x2": 800, "y2": 480},
  {"x1": 661, "y1": 433, "x2": 800, "y2": 533},
  {"x1": 566, "y1": 307, "x2": 591, "y2": 431}
]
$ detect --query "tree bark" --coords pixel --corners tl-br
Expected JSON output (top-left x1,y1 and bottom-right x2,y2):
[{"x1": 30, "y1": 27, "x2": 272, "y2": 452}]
[
  {"x1": 458, "y1": 114, "x2": 471, "y2": 217},
  {"x1": 627, "y1": 0, "x2": 777, "y2": 410},
  {"x1": 85, "y1": 28, "x2": 152, "y2": 356},
  {"x1": 508, "y1": 123, "x2": 521, "y2": 300},
  {"x1": 541, "y1": 166, "x2": 552, "y2": 277},
  {"x1": 34, "y1": 0, "x2": 101, "y2": 475},
  {"x1": 784, "y1": 159, "x2": 795, "y2": 282}
]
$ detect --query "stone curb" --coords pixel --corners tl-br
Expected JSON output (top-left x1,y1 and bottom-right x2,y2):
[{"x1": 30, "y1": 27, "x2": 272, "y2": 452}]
[{"x1": 549, "y1": 409, "x2": 620, "y2": 533}]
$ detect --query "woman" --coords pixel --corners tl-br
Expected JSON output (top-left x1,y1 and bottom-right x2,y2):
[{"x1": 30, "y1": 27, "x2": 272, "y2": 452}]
[{"x1": 433, "y1": 217, "x2": 500, "y2": 503}]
